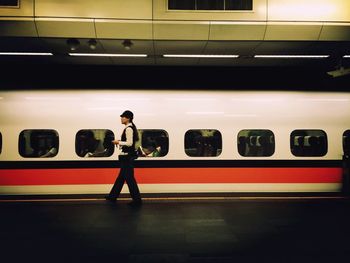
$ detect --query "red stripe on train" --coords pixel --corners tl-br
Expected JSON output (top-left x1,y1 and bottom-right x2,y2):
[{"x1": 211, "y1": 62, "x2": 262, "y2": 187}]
[{"x1": 0, "y1": 167, "x2": 342, "y2": 185}]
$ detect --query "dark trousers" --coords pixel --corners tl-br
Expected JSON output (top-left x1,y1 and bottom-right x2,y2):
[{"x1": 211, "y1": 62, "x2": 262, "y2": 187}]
[{"x1": 109, "y1": 155, "x2": 141, "y2": 202}]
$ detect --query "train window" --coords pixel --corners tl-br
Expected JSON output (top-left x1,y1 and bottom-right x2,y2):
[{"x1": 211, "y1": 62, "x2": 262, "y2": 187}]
[
  {"x1": 168, "y1": 0, "x2": 195, "y2": 10},
  {"x1": 238, "y1": 130, "x2": 275, "y2": 157},
  {"x1": 343, "y1": 130, "x2": 350, "y2": 156},
  {"x1": 185, "y1": 129, "x2": 222, "y2": 157},
  {"x1": 136, "y1": 130, "x2": 169, "y2": 157},
  {"x1": 0, "y1": 132, "x2": 2, "y2": 155},
  {"x1": 0, "y1": 0, "x2": 20, "y2": 8},
  {"x1": 168, "y1": 0, "x2": 253, "y2": 11},
  {"x1": 19, "y1": 130, "x2": 59, "y2": 158},
  {"x1": 290, "y1": 130, "x2": 328, "y2": 157},
  {"x1": 76, "y1": 129, "x2": 115, "y2": 157},
  {"x1": 197, "y1": 0, "x2": 224, "y2": 10},
  {"x1": 225, "y1": 0, "x2": 253, "y2": 10}
]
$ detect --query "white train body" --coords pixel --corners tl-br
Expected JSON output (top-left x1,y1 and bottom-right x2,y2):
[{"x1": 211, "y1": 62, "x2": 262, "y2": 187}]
[{"x1": 0, "y1": 90, "x2": 349, "y2": 195}]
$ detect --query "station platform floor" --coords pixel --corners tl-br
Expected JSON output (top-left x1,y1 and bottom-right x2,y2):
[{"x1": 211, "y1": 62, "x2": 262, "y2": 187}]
[{"x1": 1, "y1": 196, "x2": 350, "y2": 263}]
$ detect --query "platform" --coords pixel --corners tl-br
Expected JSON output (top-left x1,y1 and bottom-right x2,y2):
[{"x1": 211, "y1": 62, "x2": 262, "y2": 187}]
[{"x1": 1, "y1": 196, "x2": 350, "y2": 263}]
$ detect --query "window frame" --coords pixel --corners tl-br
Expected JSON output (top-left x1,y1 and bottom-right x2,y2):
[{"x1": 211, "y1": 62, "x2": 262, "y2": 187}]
[
  {"x1": 237, "y1": 129, "x2": 275, "y2": 157},
  {"x1": 18, "y1": 129, "x2": 59, "y2": 158},
  {"x1": 184, "y1": 129, "x2": 223, "y2": 157},
  {"x1": 75, "y1": 129, "x2": 115, "y2": 158},
  {"x1": 290, "y1": 129, "x2": 328, "y2": 157},
  {"x1": 136, "y1": 129, "x2": 170, "y2": 158}
]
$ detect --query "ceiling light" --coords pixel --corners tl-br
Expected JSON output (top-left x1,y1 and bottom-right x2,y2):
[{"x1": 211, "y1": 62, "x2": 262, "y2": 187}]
[
  {"x1": 0, "y1": 52, "x2": 53, "y2": 56},
  {"x1": 254, "y1": 55, "x2": 330, "y2": 59},
  {"x1": 68, "y1": 53, "x2": 147, "y2": 57},
  {"x1": 163, "y1": 54, "x2": 239, "y2": 58},
  {"x1": 344, "y1": 55, "x2": 350, "y2": 58},
  {"x1": 67, "y1": 38, "x2": 80, "y2": 51},
  {"x1": 122, "y1": 40, "x2": 133, "y2": 50},
  {"x1": 88, "y1": 39, "x2": 97, "y2": 50}
]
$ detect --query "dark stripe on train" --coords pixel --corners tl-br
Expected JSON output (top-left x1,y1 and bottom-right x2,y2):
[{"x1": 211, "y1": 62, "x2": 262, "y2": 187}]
[{"x1": 0, "y1": 160, "x2": 343, "y2": 169}]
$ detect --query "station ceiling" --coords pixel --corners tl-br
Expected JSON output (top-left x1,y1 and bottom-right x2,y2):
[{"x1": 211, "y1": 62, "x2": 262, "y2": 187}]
[
  {"x1": 0, "y1": 0, "x2": 350, "y2": 73},
  {"x1": 0, "y1": 37, "x2": 349, "y2": 69}
]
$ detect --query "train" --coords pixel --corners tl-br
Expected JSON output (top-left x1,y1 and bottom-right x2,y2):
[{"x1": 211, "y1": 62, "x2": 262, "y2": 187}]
[{"x1": 0, "y1": 89, "x2": 349, "y2": 195}]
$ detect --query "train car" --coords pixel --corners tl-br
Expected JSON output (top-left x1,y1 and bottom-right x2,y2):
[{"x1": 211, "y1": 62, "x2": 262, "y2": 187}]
[{"x1": 0, "y1": 90, "x2": 349, "y2": 195}]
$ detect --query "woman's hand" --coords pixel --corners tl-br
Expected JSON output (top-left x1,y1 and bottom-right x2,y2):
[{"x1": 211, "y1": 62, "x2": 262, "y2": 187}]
[{"x1": 112, "y1": 140, "x2": 120, "y2": 145}]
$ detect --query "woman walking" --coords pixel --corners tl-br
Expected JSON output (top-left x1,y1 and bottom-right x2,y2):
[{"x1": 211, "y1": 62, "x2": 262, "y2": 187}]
[{"x1": 105, "y1": 110, "x2": 142, "y2": 207}]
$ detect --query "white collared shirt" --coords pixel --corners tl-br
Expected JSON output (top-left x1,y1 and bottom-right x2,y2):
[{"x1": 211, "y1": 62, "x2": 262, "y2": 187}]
[{"x1": 118, "y1": 123, "x2": 133, "y2": 154}]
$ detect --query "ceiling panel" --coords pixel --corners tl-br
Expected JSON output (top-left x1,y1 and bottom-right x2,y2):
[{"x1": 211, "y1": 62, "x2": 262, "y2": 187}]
[
  {"x1": 35, "y1": 0, "x2": 152, "y2": 20},
  {"x1": 0, "y1": 0, "x2": 33, "y2": 17},
  {"x1": 41, "y1": 38, "x2": 105, "y2": 54},
  {"x1": 100, "y1": 40, "x2": 153, "y2": 55},
  {"x1": 153, "y1": 21, "x2": 209, "y2": 41},
  {"x1": 0, "y1": 18, "x2": 37, "y2": 37},
  {"x1": 35, "y1": 18, "x2": 96, "y2": 38},
  {"x1": 0, "y1": 36, "x2": 348, "y2": 68},
  {"x1": 320, "y1": 23, "x2": 350, "y2": 41},
  {"x1": 209, "y1": 22, "x2": 266, "y2": 41},
  {"x1": 265, "y1": 23, "x2": 323, "y2": 41},
  {"x1": 95, "y1": 19, "x2": 152, "y2": 40},
  {"x1": 154, "y1": 41, "x2": 207, "y2": 55}
]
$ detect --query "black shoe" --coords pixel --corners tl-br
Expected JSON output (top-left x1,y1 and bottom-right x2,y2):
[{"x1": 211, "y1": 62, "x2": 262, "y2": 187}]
[
  {"x1": 105, "y1": 195, "x2": 116, "y2": 203},
  {"x1": 127, "y1": 200, "x2": 142, "y2": 207}
]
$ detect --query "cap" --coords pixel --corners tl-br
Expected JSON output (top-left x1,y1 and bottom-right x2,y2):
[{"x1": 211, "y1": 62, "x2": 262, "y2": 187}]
[{"x1": 120, "y1": 110, "x2": 134, "y2": 119}]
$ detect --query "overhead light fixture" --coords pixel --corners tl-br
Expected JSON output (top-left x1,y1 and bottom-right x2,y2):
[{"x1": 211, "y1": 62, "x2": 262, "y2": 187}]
[
  {"x1": 67, "y1": 38, "x2": 80, "y2": 51},
  {"x1": 254, "y1": 55, "x2": 330, "y2": 59},
  {"x1": 88, "y1": 39, "x2": 97, "y2": 50},
  {"x1": 68, "y1": 53, "x2": 147, "y2": 57},
  {"x1": 0, "y1": 52, "x2": 53, "y2": 56},
  {"x1": 163, "y1": 54, "x2": 239, "y2": 58},
  {"x1": 344, "y1": 55, "x2": 350, "y2": 58},
  {"x1": 122, "y1": 40, "x2": 133, "y2": 50}
]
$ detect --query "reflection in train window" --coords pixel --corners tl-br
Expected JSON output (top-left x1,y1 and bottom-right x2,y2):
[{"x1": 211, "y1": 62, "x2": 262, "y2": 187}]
[
  {"x1": 136, "y1": 130, "x2": 169, "y2": 157},
  {"x1": 238, "y1": 130, "x2": 275, "y2": 157},
  {"x1": 19, "y1": 130, "x2": 59, "y2": 158},
  {"x1": 0, "y1": 132, "x2": 2, "y2": 155},
  {"x1": 343, "y1": 130, "x2": 350, "y2": 156},
  {"x1": 290, "y1": 130, "x2": 327, "y2": 157},
  {"x1": 185, "y1": 129, "x2": 222, "y2": 157},
  {"x1": 76, "y1": 130, "x2": 115, "y2": 157}
]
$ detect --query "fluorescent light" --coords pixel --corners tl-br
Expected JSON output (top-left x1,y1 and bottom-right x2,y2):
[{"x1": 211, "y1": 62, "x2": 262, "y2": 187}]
[
  {"x1": 163, "y1": 54, "x2": 239, "y2": 58},
  {"x1": 0, "y1": 52, "x2": 53, "y2": 56},
  {"x1": 254, "y1": 55, "x2": 329, "y2": 59},
  {"x1": 69, "y1": 53, "x2": 147, "y2": 57},
  {"x1": 344, "y1": 55, "x2": 350, "y2": 58}
]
